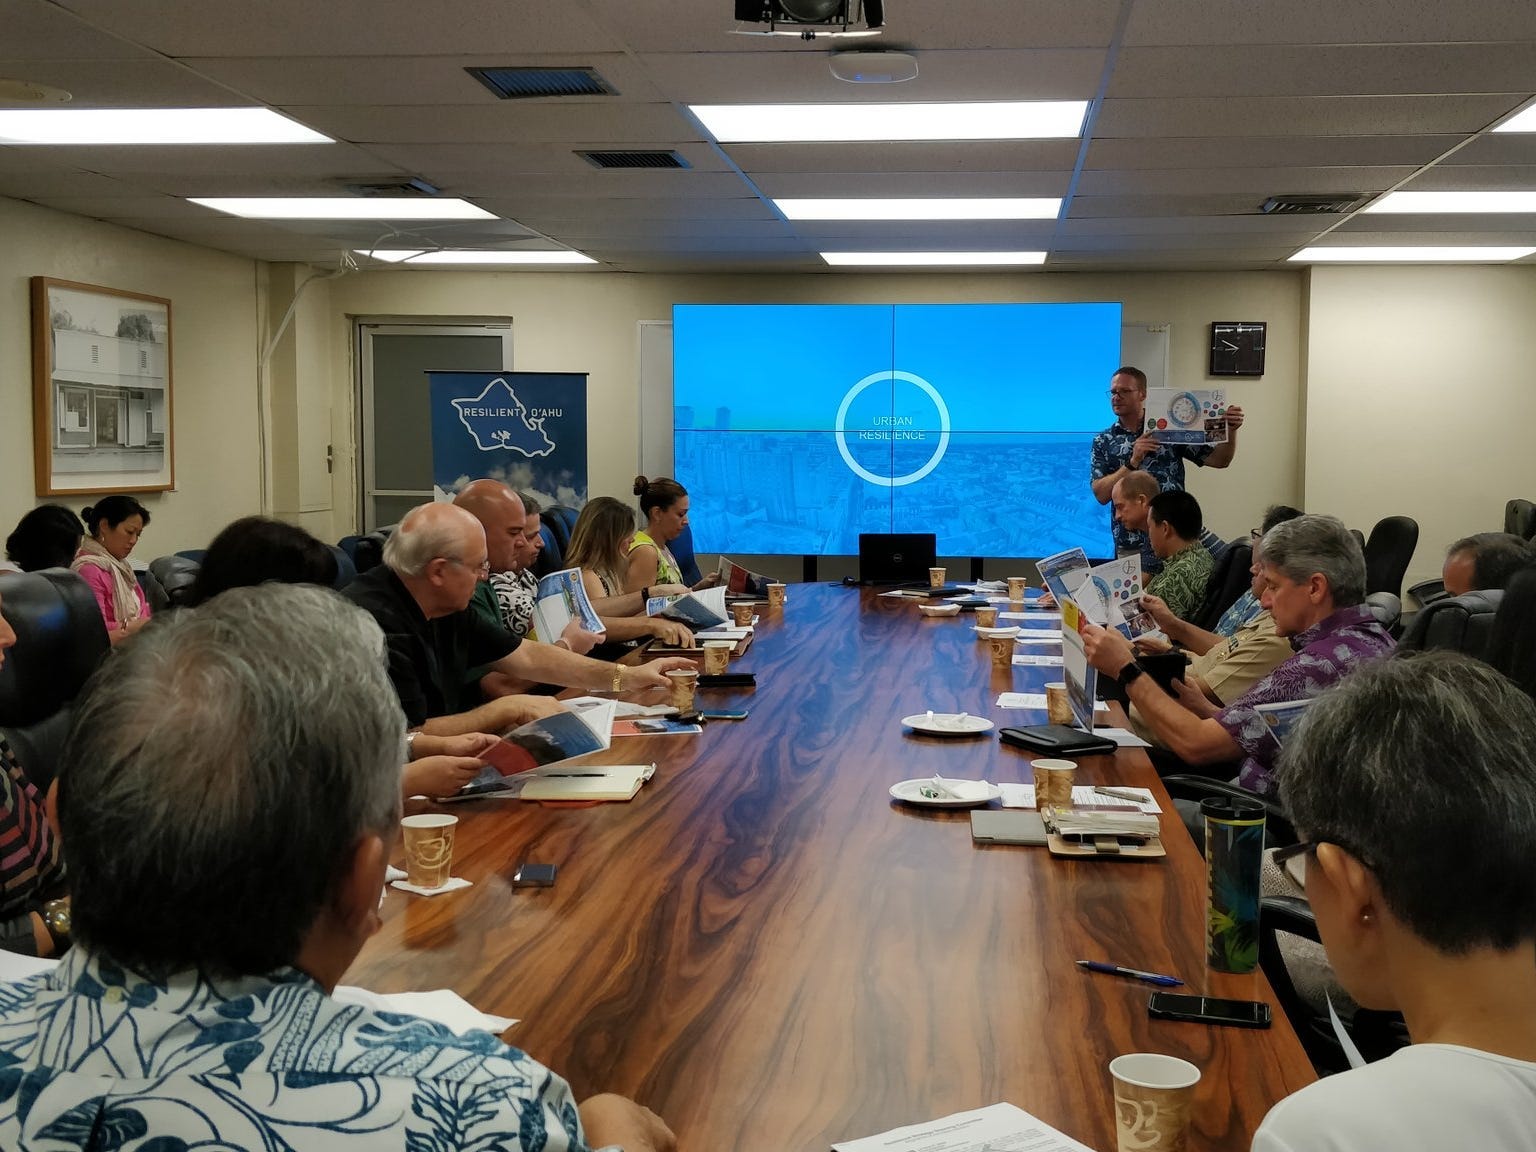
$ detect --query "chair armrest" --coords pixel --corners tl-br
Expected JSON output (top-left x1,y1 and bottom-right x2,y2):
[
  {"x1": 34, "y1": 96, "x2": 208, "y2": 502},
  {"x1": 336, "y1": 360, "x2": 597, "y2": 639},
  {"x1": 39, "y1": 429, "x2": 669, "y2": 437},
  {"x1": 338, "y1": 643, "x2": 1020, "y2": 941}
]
[
  {"x1": 1260, "y1": 894, "x2": 1318, "y2": 942},
  {"x1": 1160, "y1": 775, "x2": 1297, "y2": 846},
  {"x1": 1406, "y1": 578, "x2": 1447, "y2": 610}
]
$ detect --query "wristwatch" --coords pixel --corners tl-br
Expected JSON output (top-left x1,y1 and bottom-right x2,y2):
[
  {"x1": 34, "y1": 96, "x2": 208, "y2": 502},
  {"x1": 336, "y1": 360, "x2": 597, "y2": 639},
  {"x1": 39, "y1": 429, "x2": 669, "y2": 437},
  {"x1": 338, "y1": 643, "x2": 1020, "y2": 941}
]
[
  {"x1": 1119, "y1": 661, "x2": 1145, "y2": 687},
  {"x1": 41, "y1": 897, "x2": 71, "y2": 954}
]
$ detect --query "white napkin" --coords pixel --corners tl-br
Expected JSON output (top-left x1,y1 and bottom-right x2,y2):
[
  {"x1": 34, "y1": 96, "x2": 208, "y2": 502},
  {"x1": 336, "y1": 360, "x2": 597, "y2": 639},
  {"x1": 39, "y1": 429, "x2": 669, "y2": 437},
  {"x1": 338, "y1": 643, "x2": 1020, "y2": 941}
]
[
  {"x1": 390, "y1": 877, "x2": 473, "y2": 897},
  {"x1": 385, "y1": 865, "x2": 407, "y2": 882},
  {"x1": 332, "y1": 985, "x2": 517, "y2": 1034},
  {"x1": 930, "y1": 776, "x2": 994, "y2": 802},
  {"x1": 1012, "y1": 653, "x2": 1065, "y2": 666}
]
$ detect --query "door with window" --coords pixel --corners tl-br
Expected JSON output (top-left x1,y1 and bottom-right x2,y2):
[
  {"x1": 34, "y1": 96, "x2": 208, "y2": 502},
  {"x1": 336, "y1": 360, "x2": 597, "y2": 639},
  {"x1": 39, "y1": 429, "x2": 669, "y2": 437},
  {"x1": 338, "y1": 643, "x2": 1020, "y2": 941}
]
[{"x1": 356, "y1": 321, "x2": 513, "y2": 530}]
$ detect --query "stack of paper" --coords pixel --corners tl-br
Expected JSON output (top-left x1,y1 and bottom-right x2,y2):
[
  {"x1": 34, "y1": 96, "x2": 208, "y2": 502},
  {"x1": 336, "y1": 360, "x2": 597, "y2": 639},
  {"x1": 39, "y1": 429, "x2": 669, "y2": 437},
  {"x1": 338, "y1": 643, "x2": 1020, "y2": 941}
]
[{"x1": 834, "y1": 1103, "x2": 1095, "y2": 1152}]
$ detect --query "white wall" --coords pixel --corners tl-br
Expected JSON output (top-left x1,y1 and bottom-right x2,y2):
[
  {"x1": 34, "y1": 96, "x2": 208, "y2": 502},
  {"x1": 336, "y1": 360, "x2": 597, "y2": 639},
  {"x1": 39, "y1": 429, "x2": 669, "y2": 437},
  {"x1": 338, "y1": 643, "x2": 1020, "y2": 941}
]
[
  {"x1": 0, "y1": 196, "x2": 263, "y2": 557},
  {"x1": 1303, "y1": 264, "x2": 1536, "y2": 588},
  {"x1": 327, "y1": 268, "x2": 1305, "y2": 549}
]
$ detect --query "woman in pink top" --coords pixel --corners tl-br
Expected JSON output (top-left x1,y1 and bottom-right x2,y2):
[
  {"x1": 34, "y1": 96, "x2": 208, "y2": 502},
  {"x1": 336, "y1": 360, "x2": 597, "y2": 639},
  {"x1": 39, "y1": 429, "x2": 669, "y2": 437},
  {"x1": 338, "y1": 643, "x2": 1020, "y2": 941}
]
[{"x1": 71, "y1": 495, "x2": 151, "y2": 645}]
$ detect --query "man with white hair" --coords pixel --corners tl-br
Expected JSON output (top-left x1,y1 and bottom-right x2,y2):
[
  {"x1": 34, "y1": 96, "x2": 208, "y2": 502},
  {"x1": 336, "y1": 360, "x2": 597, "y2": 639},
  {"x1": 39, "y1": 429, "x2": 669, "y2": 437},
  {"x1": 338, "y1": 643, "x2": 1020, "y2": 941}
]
[
  {"x1": 0, "y1": 584, "x2": 674, "y2": 1151},
  {"x1": 344, "y1": 502, "x2": 692, "y2": 736}
]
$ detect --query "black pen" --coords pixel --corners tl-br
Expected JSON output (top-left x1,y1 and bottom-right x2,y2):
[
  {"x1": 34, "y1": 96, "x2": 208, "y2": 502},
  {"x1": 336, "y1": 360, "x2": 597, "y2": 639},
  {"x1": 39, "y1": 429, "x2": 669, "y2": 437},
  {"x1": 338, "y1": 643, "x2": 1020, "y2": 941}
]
[{"x1": 1075, "y1": 959, "x2": 1183, "y2": 987}]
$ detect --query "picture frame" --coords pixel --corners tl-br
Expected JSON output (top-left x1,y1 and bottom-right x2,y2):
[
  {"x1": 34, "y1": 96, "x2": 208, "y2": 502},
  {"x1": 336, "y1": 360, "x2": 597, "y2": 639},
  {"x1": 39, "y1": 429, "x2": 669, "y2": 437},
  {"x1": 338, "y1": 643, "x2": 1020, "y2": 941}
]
[{"x1": 31, "y1": 276, "x2": 174, "y2": 496}]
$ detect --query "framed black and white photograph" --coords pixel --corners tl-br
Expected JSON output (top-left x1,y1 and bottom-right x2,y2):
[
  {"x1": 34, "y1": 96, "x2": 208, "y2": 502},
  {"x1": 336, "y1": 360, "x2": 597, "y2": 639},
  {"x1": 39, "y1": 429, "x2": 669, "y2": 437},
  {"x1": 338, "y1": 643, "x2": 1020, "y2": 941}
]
[{"x1": 31, "y1": 276, "x2": 174, "y2": 495}]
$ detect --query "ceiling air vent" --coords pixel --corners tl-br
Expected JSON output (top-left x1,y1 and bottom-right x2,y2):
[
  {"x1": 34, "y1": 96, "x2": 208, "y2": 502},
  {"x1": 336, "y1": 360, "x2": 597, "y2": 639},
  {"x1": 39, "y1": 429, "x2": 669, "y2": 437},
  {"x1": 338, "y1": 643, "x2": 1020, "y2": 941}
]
[
  {"x1": 467, "y1": 66, "x2": 615, "y2": 99},
  {"x1": 339, "y1": 177, "x2": 442, "y2": 198},
  {"x1": 577, "y1": 150, "x2": 692, "y2": 170},
  {"x1": 1260, "y1": 194, "x2": 1366, "y2": 215}
]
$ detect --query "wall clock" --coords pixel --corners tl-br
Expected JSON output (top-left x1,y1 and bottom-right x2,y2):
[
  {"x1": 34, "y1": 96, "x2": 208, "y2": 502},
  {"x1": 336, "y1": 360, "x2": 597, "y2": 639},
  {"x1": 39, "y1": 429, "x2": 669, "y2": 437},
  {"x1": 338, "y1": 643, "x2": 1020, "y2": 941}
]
[{"x1": 1209, "y1": 321, "x2": 1266, "y2": 377}]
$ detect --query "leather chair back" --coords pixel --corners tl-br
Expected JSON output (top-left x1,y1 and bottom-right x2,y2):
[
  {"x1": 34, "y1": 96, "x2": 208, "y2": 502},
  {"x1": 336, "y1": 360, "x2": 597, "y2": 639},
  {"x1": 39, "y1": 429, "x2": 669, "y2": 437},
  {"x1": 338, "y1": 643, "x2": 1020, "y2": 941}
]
[
  {"x1": 136, "y1": 568, "x2": 170, "y2": 614},
  {"x1": 1189, "y1": 541, "x2": 1251, "y2": 632},
  {"x1": 328, "y1": 544, "x2": 357, "y2": 589},
  {"x1": 353, "y1": 524, "x2": 397, "y2": 574},
  {"x1": 531, "y1": 522, "x2": 563, "y2": 579},
  {"x1": 149, "y1": 554, "x2": 202, "y2": 607},
  {"x1": 0, "y1": 569, "x2": 111, "y2": 787},
  {"x1": 541, "y1": 506, "x2": 578, "y2": 554},
  {"x1": 1363, "y1": 515, "x2": 1419, "y2": 599},
  {"x1": 1505, "y1": 498, "x2": 1536, "y2": 541},
  {"x1": 670, "y1": 522, "x2": 704, "y2": 587},
  {"x1": 1397, "y1": 588, "x2": 1503, "y2": 659}
]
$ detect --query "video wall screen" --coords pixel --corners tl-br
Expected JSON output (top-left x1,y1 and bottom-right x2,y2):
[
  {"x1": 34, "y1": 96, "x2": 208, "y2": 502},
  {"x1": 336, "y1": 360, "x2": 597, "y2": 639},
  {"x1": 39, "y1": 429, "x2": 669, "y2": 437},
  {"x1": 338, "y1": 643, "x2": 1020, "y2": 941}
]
[{"x1": 673, "y1": 302, "x2": 1121, "y2": 557}]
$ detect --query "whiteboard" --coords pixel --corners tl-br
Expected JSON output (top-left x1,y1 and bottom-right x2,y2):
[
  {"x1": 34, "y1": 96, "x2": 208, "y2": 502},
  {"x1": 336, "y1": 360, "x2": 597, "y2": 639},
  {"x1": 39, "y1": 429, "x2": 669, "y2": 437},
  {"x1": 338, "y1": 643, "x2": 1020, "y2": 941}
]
[{"x1": 636, "y1": 319, "x2": 1170, "y2": 473}]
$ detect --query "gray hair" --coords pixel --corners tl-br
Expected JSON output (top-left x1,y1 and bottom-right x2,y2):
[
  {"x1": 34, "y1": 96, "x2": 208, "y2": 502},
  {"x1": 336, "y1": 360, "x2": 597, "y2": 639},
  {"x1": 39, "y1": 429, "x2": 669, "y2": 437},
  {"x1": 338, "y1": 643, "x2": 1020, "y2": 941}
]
[
  {"x1": 1447, "y1": 532, "x2": 1533, "y2": 592},
  {"x1": 1279, "y1": 651, "x2": 1536, "y2": 953},
  {"x1": 1260, "y1": 514, "x2": 1366, "y2": 607},
  {"x1": 384, "y1": 505, "x2": 462, "y2": 578},
  {"x1": 58, "y1": 583, "x2": 404, "y2": 979}
]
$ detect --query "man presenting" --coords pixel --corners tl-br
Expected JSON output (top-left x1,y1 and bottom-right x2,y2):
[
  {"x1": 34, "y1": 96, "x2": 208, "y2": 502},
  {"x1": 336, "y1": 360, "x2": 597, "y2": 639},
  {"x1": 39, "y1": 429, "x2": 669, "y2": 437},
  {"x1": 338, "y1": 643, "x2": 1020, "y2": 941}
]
[
  {"x1": 345, "y1": 502, "x2": 692, "y2": 736},
  {"x1": 1090, "y1": 365, "x2": 1244, "y2": 570}
]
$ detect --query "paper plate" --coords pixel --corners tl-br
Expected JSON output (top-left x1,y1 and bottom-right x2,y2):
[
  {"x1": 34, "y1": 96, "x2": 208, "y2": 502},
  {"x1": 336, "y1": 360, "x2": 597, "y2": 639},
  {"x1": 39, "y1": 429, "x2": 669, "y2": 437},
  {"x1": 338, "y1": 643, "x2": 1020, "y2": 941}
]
[
  {"x1": 902, "y1": 712, "x2": 995, "y2": 736},
  {"x1": 889, "y1": 778, "x2": 1002, "y2": 807}
]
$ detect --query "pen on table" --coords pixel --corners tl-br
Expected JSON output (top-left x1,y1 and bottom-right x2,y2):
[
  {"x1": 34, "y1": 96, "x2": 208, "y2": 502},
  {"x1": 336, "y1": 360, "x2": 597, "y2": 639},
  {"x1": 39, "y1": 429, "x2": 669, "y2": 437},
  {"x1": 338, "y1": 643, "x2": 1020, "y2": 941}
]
[
  {"x1": 1094, "y1": 786, "x2": 1147, "y2": 803},
  {"x1": 1075, "y1": 960, "x2": 1184, "y2": 987}
]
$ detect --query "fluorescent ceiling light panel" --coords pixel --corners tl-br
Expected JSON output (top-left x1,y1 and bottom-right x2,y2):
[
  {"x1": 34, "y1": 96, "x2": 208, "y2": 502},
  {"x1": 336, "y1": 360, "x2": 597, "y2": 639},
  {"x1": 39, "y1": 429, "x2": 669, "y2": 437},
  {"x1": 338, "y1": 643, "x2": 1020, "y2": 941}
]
[
  {"x1": 193, "y1": 197, "x2": 496, "y2": 220},
  {"x1": 1364, "y1": 191, "x2": 1536, "y2": 214},
  {"x1": 1289, "y1": 246, "x2": 1536, "y2": 263},
  {"x1": 776, "y1": 197, "x2": 1060, "y2": 220},
  {"x1": 820, "y1": 251, "x2": 1047, "y2": 266},
  {"x1": 0, "y1": 107, "x2": 330, "y2": 144},
  {"x1": 1493, "y1": 104, "x2": 1536, "y2": 133},
  {"x1": 690, "y1": 101, "x2": 1087, "y2": 142},
  {"x1": 358, "y1": 249, "x2": 595, "y2": 265}
]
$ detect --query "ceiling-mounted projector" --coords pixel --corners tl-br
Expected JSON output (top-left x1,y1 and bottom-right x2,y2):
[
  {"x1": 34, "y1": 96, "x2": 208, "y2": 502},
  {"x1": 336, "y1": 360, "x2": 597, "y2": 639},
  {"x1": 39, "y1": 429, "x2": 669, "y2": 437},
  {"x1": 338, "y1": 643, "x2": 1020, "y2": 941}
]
[{"x1": 733, "y1": 1, "x2": 884, "y2": 37}]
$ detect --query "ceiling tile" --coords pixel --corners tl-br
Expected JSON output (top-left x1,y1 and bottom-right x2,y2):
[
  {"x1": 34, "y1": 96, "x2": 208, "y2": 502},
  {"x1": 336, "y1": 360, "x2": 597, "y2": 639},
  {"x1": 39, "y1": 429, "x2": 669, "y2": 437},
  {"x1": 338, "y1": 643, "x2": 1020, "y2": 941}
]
[
  {"x1": 1095, "y1": 95, "x2": 1524, "y2": 139},
  {"x1": 1109, "y1": 44, "x2": 1536, "y2": 98},
  {"x1": 481, "y1": 195, "x2": 778, "y2": 223},
  {"x1": 1124, "y1": 0, "x2": 1536, "y2": 46},
  {"x1": 1067, "y1": 193, "x2": 1282, "y2": 218},
  {"x1": 752, "y1": 171, "x2": 1074, "y2": 197},
  {"x1": 51, "y1": 0, "x2": 626, "y2": 56},
  {"x1": 183, "y1": 53, "x2": 664, "y2": 106},
  {"x1": 1074, "y1": 166, "x2": 1414, "y2": 197},
  {"x1": 0, "y1": 58, "x2": 249, "y2": 105},
  {"x1": 283, "y1": 102, "x2": 696, "y2": 145},
  {"x1": 1402, "y1": 165, "x2": 1536, "y2": 190},
  {"x1": 32, "y1": 141, "x2": 392, "y2": 177},
  {"x1": 729, "y1": 140, "x2": 1083, "y2": 173},
  {"x1": 0, "y1": 0, "x2": 159, "y2": 59},
  {"x1": 1085, "y1": 135, "x2": 1463, "y2": 170}
]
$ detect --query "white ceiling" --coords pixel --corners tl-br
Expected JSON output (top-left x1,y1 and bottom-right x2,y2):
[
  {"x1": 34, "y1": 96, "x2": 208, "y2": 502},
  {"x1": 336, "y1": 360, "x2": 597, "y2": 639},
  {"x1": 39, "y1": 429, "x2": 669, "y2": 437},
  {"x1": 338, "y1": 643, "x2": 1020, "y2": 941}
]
[{"x1": 1, "y1": 0, "x2": 1533, "y2": 272}]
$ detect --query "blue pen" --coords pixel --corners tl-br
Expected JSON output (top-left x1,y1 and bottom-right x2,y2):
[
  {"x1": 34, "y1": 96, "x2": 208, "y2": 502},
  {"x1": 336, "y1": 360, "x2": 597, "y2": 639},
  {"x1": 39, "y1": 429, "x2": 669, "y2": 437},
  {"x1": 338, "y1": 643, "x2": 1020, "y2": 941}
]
[{"x1": 1075, "y1": 959, "x2": 1184, "y2": 987}]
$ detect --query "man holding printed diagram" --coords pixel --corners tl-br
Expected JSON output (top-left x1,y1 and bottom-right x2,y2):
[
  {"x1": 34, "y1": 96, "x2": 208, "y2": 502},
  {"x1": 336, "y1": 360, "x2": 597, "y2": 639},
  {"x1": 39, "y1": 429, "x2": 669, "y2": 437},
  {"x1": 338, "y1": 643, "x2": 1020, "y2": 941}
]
[{"x1": 1089, "y1": 365, "x2": 1244, "y2": 572}]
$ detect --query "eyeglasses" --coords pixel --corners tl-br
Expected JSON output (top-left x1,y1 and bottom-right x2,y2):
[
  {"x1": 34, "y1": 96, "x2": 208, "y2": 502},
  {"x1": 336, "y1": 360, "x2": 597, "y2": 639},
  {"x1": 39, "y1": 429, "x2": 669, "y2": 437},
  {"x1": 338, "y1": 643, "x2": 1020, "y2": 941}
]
[
  {"x1": 1271, "y1": 839, "x2": 1321, "y2": 886},
  {"x1": 1107, "y1": 389, "x2": 1139, "y2": 398},
  {"x1": 448, "y1": 556, "x2": 491, "y2": 576}
]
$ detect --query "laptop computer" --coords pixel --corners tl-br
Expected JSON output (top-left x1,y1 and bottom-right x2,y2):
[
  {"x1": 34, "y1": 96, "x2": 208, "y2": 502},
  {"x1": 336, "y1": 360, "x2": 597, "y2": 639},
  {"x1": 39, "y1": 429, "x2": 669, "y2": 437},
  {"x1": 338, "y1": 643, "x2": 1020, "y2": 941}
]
[{"x1": 858, "y1": 532, "x2": 937, "y2": 586}]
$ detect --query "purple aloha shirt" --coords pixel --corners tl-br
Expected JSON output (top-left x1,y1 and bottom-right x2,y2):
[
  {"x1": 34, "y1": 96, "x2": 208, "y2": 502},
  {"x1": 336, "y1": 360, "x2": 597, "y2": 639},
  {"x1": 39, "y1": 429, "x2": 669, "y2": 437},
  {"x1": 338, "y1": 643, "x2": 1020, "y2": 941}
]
[
  {"x1": 1090, "y1": 418, "x2": 1213, "y2": 571},
  {"x1": 1217, "y1": 604, "x2": 1396, "y2": 795}
]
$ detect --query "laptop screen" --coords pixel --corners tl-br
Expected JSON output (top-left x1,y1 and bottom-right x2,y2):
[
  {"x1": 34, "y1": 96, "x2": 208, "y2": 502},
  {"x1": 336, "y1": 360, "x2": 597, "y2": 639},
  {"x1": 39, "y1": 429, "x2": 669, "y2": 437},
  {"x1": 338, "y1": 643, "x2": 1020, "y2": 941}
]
[{"x1": 858, "y1": 533, "x2": 937, "y2": 585}]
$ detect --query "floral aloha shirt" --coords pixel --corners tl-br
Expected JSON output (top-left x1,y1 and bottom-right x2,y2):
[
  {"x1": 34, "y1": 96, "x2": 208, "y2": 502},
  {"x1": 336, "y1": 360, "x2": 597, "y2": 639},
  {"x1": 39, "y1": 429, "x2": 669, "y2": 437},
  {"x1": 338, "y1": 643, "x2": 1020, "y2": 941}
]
[{"x1": 0, "y1": 946, "x2": 591, "y2": 1151}]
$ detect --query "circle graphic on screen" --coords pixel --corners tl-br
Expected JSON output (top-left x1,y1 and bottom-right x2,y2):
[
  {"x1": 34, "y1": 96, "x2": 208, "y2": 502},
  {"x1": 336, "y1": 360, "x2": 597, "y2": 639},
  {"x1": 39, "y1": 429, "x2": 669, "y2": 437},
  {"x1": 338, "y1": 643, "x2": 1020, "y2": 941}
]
[{"x1": 834, "y1": 369, "x2": 951, "y2": 488}]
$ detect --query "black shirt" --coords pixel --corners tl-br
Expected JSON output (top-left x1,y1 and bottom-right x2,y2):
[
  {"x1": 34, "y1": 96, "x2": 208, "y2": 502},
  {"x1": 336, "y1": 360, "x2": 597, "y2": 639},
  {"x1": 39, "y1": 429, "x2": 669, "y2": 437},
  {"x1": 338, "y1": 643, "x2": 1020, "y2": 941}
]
[{"x1": 342, "y1": 566, "x2": 520, "y2": 726}]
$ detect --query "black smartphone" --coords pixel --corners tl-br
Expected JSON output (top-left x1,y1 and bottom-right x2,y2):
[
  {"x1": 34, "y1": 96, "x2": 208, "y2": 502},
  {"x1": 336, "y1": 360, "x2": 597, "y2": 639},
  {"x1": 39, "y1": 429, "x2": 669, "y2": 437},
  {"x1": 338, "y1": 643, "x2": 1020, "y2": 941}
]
[
  {"x1": 1147, "y1": 993, "x2": 1271, "y2": 1029},
  {"x1": 698, "y1": 709, "x2": 749, "y2": 721},
  {"x1": 699, "y1": 673, "x2": 756, "y2": 688},
  {"x1": 511, "y1": 863, "x2": 557, "y2": 888}
]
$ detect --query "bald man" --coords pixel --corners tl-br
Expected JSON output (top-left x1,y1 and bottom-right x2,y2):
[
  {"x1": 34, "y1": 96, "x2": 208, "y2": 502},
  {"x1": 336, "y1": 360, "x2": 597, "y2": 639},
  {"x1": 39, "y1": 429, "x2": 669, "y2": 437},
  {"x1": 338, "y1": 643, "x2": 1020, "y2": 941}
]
[
  {"x1": 343, "y1": 502, "x2": 693, "y2": 736},
  {"x1": 1111, "y1": 469, "x2": 1229, "y2": 579}
]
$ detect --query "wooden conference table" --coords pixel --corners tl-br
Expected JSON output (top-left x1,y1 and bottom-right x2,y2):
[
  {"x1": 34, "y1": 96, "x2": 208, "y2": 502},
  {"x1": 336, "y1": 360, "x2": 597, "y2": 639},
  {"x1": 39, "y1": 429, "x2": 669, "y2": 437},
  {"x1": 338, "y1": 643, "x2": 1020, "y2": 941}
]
[{"x1": 347, "y1": 583, "x2": 1315, "y2": 1151}]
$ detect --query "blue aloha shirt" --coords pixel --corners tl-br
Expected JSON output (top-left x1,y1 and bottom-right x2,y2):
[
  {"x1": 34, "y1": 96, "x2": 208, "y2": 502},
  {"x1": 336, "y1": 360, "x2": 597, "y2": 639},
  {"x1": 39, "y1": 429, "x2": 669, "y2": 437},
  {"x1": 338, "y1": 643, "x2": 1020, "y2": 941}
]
[
  {"x1": 0, "y1": 947, "x2": 591, "y2": 1152},
  {"x1": 1214, "y1": 589, "x2": 1263, "y2": 638},
  {"x1": 1089, "y1": 419, "x2": 1213, "y2": 574}
]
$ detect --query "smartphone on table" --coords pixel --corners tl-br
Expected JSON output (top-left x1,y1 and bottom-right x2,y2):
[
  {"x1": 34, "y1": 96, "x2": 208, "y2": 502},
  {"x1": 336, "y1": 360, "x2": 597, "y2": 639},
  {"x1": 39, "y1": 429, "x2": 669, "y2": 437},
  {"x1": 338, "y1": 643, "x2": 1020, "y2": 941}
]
[{"x1": 1147, "y1": 993, "x2": 1272, "y2": 1029}]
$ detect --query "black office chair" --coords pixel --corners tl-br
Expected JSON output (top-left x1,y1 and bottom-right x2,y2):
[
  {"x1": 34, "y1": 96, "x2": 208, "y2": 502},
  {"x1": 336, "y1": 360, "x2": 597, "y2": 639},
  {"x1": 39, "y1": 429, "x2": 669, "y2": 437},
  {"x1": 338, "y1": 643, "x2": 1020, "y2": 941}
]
[
  {"x1": 1505, "y1": 498, "x2": 1536, "y2": 541},
  {"x1": 671, "y1": 522, "x2": 704, "y2": 586},
  {"x1": 1261, "y1": 895, "x2": 1411, "y2": 1075},
  {"x1": 1397, "y1": 588, "x2": 1503, "y2": 659},
  {"x1": 1364, "y1": 591, "x2": 1402, "y2": 636},
  {"x1": 352, "y1": 524, "x2": 397, "y2": 574},
  {"x1": 1189, "y1": 541, "x2": 1251, "y2": 632},
  {"x1": 136, "y1": 567, "x2": 170, "y2": 614},
  {"x1": 1363, "y1": 515, "x2": 1419, "y2": 600},
  {"x1": 149, "y1": 554, "x2": 202, "y2": 607},
  {"x1": 0, "y1": 569, "x2": 111, "y2": 788},
  {"x1": 328, "y1": 544, "x2": 357, "y2": 589},
  {"x1": 1404, "y1": 577, "x2": 1448, "y2": 611},
  {"x1": 531, "y1": 521, "x2": 563, "y2": 579},
  {"x1": 1159, "y1": 775, "x2": 1298, "y2": 849}
]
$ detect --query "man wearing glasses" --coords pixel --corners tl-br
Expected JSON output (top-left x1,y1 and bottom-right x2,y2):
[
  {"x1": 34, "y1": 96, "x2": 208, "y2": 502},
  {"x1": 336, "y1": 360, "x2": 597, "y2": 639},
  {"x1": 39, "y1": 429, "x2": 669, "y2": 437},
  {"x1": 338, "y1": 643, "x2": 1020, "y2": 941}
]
[
  {"x1": 344, "y1": 502, "x2": 692, "y2": 737},
  {"x1": 1089, "y1": 365, "x2": 1245, "y2": 573}
]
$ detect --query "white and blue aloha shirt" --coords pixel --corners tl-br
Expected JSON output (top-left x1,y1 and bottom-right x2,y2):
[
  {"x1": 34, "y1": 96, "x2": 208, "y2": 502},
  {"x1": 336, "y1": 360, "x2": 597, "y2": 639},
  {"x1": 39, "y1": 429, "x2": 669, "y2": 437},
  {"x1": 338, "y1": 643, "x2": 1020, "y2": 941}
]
[
  {"x1": 1089, "y1": 418, "x2": 1213, "y2": 572},
  {"x1": 0, "y1": 947, "x2": 590, "y2": 1151}
]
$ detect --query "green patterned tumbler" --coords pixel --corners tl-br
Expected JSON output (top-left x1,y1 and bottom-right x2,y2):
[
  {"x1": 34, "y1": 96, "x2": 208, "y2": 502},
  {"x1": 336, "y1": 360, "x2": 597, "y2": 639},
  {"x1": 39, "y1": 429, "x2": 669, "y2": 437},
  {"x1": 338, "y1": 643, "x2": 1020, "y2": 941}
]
[{"x1": 1202, "y1": 796, "x2": 1266, "y2": 973}]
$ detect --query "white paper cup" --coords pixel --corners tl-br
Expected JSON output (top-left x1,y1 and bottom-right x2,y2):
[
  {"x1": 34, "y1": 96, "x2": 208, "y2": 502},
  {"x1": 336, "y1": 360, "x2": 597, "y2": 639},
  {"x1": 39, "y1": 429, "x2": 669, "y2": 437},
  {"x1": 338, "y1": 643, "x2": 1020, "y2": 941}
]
[{"x1": 1110, "y1": 1053, "x2": 1201, "y2": 1152}]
